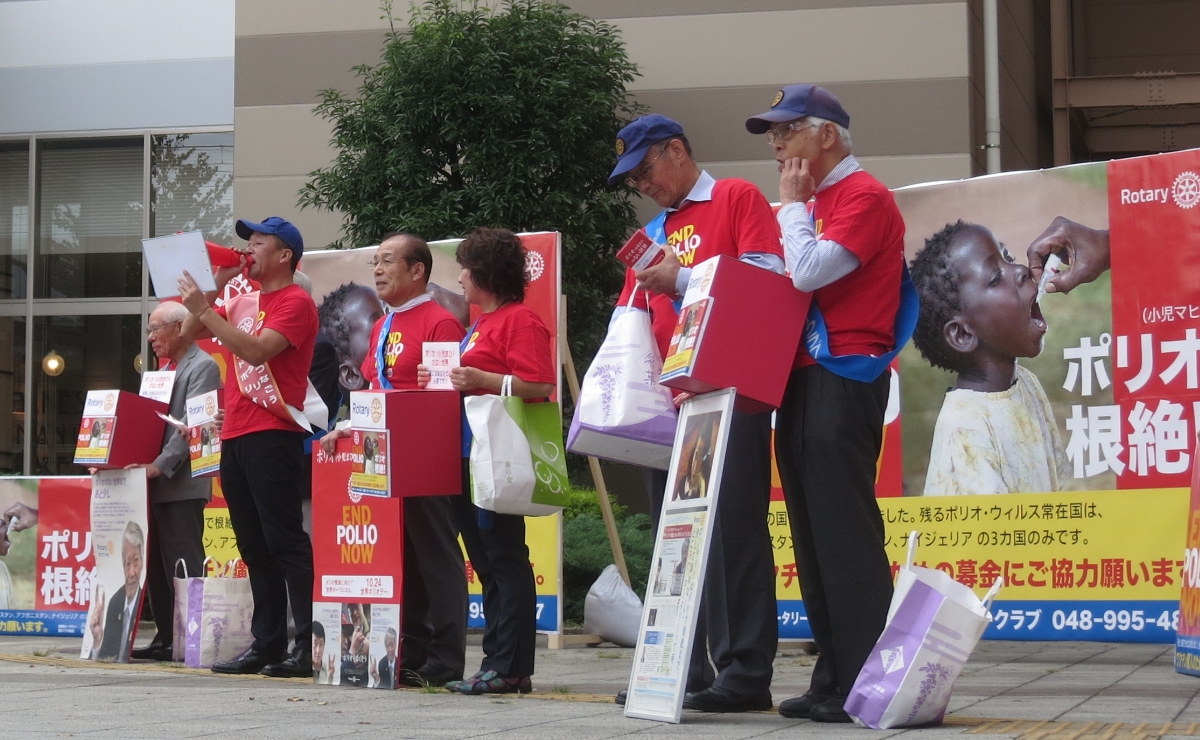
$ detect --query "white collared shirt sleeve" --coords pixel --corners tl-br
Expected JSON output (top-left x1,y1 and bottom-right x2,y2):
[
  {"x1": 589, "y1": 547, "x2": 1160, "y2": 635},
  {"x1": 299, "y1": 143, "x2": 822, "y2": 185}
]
[{"x1": 778, "y1": 202, "x2": 859, "y2": 292}]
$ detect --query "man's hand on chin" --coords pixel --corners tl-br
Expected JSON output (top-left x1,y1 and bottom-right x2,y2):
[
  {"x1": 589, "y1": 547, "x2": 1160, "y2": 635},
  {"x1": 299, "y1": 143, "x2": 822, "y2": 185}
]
[{"x1": 635, "y1": 246, "x2": 682, "y2": 296}]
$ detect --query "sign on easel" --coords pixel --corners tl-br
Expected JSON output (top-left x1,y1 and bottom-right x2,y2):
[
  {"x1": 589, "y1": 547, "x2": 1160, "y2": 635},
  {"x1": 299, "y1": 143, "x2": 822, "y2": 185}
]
[{"x1": 624, "y1": 388, "x2": 737, "y2": 723}]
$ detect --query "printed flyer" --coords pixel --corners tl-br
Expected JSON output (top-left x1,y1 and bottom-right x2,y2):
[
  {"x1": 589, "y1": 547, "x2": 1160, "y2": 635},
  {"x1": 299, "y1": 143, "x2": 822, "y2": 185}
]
[{"x1": 79, "y1": 468, "x2": 149, "y2": 662}]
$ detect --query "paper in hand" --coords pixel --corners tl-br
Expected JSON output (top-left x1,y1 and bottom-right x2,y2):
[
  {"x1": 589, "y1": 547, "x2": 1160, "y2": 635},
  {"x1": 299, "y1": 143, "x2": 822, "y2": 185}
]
[
  {"x1": 422, "y1": 342, "x2": 460, "y2": 390},
  {"x1": 142, "y1": 231, "x2": 217, "y2": 297},
  {"x1": 156, "y1": 412, "x2": 189, "y2": 435}
]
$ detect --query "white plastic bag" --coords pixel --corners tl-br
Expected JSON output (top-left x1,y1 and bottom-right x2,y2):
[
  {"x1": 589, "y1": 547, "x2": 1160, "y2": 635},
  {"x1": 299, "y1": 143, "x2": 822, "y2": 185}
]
[
  {"x1": 567, "y1": 293, "x2": 677, "y2": 469},
  {"x1": 583, "y1": 564, "x2": 644, "y2": 647},
  {"x1": 464, "y1": 375, "x2": 549, "y2": 516},
  {"x1": 846, "y1": 531, "x2": 1001, "y2": 729}
]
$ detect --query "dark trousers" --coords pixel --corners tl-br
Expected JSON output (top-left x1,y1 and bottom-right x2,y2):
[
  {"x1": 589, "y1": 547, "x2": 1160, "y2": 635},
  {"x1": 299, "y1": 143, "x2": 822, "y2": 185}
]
[
  {"x1": 454, "y1": 463, "x2": 536, "y2": 677},
  {"x1": 775, "y1": 365, "x2": 894, "y2": 698},
  {"x1": 142, "y1": 498, "x2": 207, "y2": 648},
  {"x1": 705, "y1": 409, "x2": 777, "y2": 697},
  {"x1": 644, "y1": 468, "x2": 713, "y2": 693},
  {"x1": 221, "y1": 430, "x2": 314, "y2": 656},
  {"x1": 400, "y1": 495, "x2": 468, "y2": 676}
]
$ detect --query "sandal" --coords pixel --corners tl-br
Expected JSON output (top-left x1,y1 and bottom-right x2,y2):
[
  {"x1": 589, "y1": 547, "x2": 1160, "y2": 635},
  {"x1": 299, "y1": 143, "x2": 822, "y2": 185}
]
[{"x1": 453, "y1": 670, "x2": 532, "y2": 695}]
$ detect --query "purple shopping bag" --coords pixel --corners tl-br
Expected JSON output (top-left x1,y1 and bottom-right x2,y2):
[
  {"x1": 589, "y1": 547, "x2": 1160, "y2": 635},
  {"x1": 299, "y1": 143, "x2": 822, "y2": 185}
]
[{"x1": 846, "y1": 532, "x2": 1001, "y2": 729}]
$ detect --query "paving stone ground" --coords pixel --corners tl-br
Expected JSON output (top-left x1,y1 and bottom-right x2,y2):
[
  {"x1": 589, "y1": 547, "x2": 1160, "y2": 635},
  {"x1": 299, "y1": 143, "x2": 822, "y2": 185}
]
[{"x1": 0, "y1": 632, "x2": 1197, "y2": 739}]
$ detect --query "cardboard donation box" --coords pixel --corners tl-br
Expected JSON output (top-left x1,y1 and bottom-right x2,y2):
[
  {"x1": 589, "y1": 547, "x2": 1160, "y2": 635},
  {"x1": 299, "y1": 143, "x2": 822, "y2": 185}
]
[
  {"x1": 348, "y1": 389, "x2": 461, "y2": 498},
  {"x1": 187, "y1": 390, "x2": 223, "y2": 477},
  {"x1": 74, "y1": 390, "x2": 167, "y2": 469},
  {"x1": 659, "y1": 256, "x2": 810, "y2": 412}
]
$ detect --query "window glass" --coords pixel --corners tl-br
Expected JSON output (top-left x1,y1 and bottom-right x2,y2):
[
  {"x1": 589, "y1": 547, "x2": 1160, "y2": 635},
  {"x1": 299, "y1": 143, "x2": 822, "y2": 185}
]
[
  {"x1": 0, "y1": 145, "x2": 29, "y2": 300},
  {"x1": 36, "y1": 139, "x2": 143, "y2": 299}
]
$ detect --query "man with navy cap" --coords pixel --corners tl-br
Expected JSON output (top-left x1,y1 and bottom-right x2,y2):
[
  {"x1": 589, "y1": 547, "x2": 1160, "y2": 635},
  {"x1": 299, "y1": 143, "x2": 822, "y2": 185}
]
[
  {"x1": 609, "y1": 114, "x2": 784, "y2": 713},
  {"x1": 178, "y1": 216, "x2": 320, "y2": 679},
  {"x1": 746, "y1": 85, "x2": 906, "y2": 722}
]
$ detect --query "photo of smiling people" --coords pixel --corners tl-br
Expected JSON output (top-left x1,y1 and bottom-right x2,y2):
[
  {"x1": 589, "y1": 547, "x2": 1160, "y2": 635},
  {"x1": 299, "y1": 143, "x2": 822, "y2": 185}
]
[
  {"x1": 670, "y1": 411, "x2": 720, "y2": 502},
  {"x1": 910, "y1": 221, "x2": 1070, "y2": 497}
]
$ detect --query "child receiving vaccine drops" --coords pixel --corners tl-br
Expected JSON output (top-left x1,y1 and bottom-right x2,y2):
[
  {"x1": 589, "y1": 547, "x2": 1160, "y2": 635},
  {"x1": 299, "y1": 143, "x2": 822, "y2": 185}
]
[{"x1": 911, "y1": 221, "x2": 1069, "y2": 496}]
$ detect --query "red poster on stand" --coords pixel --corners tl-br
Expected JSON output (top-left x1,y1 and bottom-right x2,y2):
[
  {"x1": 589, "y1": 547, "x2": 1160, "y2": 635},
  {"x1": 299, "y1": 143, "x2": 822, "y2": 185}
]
[
  {"x1": 311, "y1": 438, "x2": 404, "y2": 689},
  {"x1": 1108, "y1": 151, "x2": 1200, "y2": 490}
]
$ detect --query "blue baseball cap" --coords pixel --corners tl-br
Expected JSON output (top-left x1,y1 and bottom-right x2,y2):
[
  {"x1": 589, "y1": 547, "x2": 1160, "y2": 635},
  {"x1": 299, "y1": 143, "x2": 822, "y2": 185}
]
[
  {"x1": 609, "y1": 114, "x2": 686, "y2": 184},
  {"x1": 744, "y1": 84, "x2": 850, "y2": 134},
  {"x1": 235, "y1": 216, "x2": 304, "y2": 258}
]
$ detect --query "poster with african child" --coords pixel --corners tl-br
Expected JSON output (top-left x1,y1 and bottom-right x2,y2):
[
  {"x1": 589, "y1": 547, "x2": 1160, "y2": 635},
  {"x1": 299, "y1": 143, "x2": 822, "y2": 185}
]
[{"x1": 769, "y1": 148, "x2": 1200, "y2": 646}]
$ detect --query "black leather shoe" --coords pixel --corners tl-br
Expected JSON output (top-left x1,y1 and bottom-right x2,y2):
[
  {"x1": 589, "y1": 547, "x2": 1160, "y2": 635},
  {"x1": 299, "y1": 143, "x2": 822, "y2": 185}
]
[
  {"x1": 131, "y1": 645, "x2": 166, "y2": 661},
  {"x1": 778, "y1": 691, "x2": 835, "y2": 719},
  {"x1": 615, "y1": 689, "x2": 627, "y2": 706},
  {"x1": 260, "y1": 647, "x2": 313, "y2": 678},
  {"x1": 417, "y1": 665, "x2": 462, "y2": 687},
  {"x1": 683, "y1": 686, "x2": 773, "y2": 713},
  {"x1": 809, "y1": 696, "x2": 853, "y2": 723},
  {"x1": 211, "y1": 648, "x2": 282, "y2": 675}
]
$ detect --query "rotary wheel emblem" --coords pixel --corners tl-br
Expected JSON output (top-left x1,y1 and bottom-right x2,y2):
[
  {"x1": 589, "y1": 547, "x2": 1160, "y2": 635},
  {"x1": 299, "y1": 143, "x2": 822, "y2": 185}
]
[
  {"x1": 771, "y1": 90, "x2": 784, "y2": 107},
  {"x1": 1173, "y1": 171, "x2": 1200, "y2": 209},
  {"x1": 615, "y1": 138, "x2": 626, "y2": 156},
  {"x1": 525, "y1": 251, "x2": 545, "y2": 282}
]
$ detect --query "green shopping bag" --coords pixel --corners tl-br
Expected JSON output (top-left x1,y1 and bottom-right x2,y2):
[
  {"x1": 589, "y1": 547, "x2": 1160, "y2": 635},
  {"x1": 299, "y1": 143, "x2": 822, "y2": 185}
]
[{"x1": 520, "y1": 400, "x2": 570, "y2": 509}]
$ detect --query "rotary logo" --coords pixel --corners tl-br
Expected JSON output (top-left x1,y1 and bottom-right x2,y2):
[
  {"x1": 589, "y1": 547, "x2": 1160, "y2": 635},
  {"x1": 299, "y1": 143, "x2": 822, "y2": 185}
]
[
  {"x1": 204, "y1": 396, "x2": 216, "y2": 415},
  {"x1": 348, "y1": 476, "x2": 361, "y2": 503},
  {"x1": 771, "y1": 90, "x2": 784, "y2": 107},
  {"x1": 525, "y1": 251, "x2": 545, "y2": 282},
  {"x1": 370, "y1": 397, "x2": 383, "y2": 423},
  {"x1": 103, "y1": 393, "x2": 116, "y2": 412},
  {"x1": 236, "y1": 316, "x2": 254, "y2": 333},
  {"x1": 1174, "y1": 171, "x2": 1200, "y2": 209},
  {"x1": 615, "y1": 138, "x2": 625, "y2": 156}
]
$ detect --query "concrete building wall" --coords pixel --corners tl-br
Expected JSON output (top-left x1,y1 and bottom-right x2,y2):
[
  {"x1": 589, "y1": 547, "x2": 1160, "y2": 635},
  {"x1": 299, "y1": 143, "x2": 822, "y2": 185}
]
[
  {"x1": 234, "y1": 0, "x2": 987, "y2": 248},
  {"x1": 0, "y1": 0, "x2": 234, "y2": 135}
]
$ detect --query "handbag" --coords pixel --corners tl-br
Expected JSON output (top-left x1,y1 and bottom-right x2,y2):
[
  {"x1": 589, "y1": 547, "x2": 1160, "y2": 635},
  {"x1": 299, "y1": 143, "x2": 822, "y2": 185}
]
[
  {"x1": 174, "y1": 557, "x2": 255, "y2": 668},
  {"x1": 465, "y1": 375, "x2": 567, "y2": 516},
  {"x1": 845, "y1": 531, "x2": 1002, "y2": 729},
  {"x1": 567, "y1": 291, "x2": 677, "y2": 469}
]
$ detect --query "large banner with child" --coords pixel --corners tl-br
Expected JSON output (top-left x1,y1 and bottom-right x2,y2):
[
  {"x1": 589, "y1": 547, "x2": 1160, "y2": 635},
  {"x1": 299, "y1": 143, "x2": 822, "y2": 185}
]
[{"x1": 771, "y1": 149, "x2": 1200, "y2": 643}]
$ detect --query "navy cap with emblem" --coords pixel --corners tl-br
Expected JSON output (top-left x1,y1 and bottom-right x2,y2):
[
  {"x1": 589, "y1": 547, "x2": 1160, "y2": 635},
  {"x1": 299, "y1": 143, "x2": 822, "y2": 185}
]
[
  {"x1": 608, "y1": 114, "x2": 686, "y2": 184},
  {"x1": 744, "y1": 84, "x2": 850, "y2": 134},
  {"x1": 235, "y1": 216, "x2": 304, "y2": 259}
]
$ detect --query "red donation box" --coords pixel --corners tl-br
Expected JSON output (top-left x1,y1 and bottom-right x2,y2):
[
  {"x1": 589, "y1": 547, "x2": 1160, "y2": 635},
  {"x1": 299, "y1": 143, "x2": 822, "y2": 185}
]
[
  {"x1": 660, "y1": 256, "x2": 810, "y2": 412},
  {"x1": 347, "y1": 389, "x2": 461, "y2": 498},
  {"x1": 74, "y1": 390, "x2": 167, "y2": 469}
]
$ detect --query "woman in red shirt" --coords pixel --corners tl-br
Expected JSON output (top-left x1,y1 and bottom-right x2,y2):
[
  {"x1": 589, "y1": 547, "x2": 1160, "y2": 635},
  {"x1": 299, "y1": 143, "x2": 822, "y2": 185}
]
[{"x1": 420, "y1": 227, "x2": 555, "y2": 695}]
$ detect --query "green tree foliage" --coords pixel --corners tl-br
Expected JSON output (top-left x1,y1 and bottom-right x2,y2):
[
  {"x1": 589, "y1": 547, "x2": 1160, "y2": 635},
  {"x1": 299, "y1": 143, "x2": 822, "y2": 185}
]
[
  {"x1": 300, "y1": 0, "x2": 642, "y2": 368},
  {"x1": 561, "y1": 487, "x2": 653, "y2": 625}
]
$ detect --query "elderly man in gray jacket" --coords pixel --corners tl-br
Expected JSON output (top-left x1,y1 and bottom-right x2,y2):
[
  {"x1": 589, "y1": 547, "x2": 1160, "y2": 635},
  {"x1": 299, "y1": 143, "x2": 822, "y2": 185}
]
[{"x1": 128, "y1": 300, "x2": 222, "y2": 661}]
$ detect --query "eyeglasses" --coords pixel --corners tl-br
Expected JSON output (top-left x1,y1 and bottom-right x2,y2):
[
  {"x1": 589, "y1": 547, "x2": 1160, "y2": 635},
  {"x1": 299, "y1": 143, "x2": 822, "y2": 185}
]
[
  {"x1": 624, "y1": 142, "x2": 672, "y2": 187},
  {"x1": 766, "y1": 119, "x2": 816, "y2": 145},
  {"x1": 368, "y1": 255, "x2": 408, "y2": 269},
  {"x1": 147, "y1": 320, "x2": 181, "y2": 336}
]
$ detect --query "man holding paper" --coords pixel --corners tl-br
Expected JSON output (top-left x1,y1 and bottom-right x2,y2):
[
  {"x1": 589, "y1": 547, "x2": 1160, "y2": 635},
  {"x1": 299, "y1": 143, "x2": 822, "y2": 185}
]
[
  {"x1": 321, "y1": 232, "x2": 469, "y2": 687},
  {"x1": 177, "y1": 216, "x2": 318, "y2": 679},
  {"x1": 608, "y1": 114, "x2": 784, "y2": 713},
  {"x1": 125, "y1": 300, "x2": 221, "y2": 661}
]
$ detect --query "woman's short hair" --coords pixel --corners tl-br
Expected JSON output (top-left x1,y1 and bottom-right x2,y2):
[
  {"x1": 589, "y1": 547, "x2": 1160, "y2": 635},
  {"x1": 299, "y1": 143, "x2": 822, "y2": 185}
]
[{"x1": 455, "y1": 227, "x2": 529, "y2": 303}]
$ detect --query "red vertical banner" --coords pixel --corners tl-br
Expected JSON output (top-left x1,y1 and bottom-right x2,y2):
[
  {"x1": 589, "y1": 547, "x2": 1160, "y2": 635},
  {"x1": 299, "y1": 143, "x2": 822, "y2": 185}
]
[
  {"x1": 311, "y1": 437, "x2": 404, "y2": 688},
  {"x1": 1108, "y1": 151, "x2": 1200, "y2": 490},
  {"x1": 33, "y1": 478, "x2": 95, "y2": 613}
]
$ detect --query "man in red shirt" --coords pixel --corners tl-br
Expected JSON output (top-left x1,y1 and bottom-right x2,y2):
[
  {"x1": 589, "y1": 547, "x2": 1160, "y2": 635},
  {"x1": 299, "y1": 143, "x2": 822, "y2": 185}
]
[
  {"x1": 609, "y1": 115, "x2": 784, "y2": 713},
  {"x1": 178, "y1": 216, "x2": 319, "y2": 679},
  {"x1": 322, "y1": 232, "x2": 469, "y2": 687},
  {"x1": 745, "y1": 85, "x2": 906, "y2": 723}
]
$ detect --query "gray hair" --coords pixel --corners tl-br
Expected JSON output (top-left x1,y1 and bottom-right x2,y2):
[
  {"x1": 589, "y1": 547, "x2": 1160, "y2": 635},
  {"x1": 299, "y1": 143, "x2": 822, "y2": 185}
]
[
  {"x1": 294, "y1": 270, "x2": 313, "y2": 296},
  {"x1": 123, "y1": 520, "x2": 144, "y2": 550},
  {"x1": 154, "y1": 301, "x2": 189, "y2": 324},
  {"x1": 807, "y1": 116, "x2": 853, "y2": 152}
]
